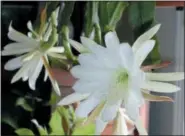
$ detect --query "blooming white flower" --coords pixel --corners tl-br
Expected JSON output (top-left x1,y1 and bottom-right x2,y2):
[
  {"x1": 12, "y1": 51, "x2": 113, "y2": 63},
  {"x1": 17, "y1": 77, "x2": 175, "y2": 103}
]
[
  {"x1": 58, "y1": 24, "x2": 184, "y2": 134},
  {"x1": 1, "y1": 9, "x2": 63, "y2": 96}
]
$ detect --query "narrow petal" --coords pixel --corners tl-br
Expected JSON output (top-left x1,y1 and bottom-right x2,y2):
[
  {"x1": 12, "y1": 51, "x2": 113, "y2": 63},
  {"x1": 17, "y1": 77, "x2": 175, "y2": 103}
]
[
  {"x1": 4, "y1": 56, "x2": 23, "y2": 71},
  {"x1": 135, "y1": 117, "x2": 148, "y2": 135},
  {"x1": 112, "y1": 109, "x2": 128, "y2": 135},
  {"x1": 104, "y1": 32, "x2": 120, "y2": 50},
  {"x1": 44, "y1": 55, "x2": 49, "y2": 81},
  {"x1": 135, "y1": 40, "x2": 155, "y2": 66},
  {"x1": 132, "y1": 24, "x2": 161, "y2": 52},
  {"x1": 11, "y1": 61, "x2": 31, "y2": 83},
  {"x1": 27, "y1": 21, "x2": 33, "y2": 32},
  {"x1": 132, "y1": 24, "x2": 161, "y2": 53},
  {"x1": 2, "y1": 47, "x2": 34, "y2": 56},
  {"x1": 80, "y1": 37, "x2": 104, "y2": 55},
  {"x1": 95, "y1": 117, "x2": 108, "y2": 135},
  {"x1": 75, "y1": 96, "x2": 100, "y2": 118},
  {"x1": 4, "y1": 42, "x2": 36, "y2": 50},
  {"x1": 69, "y1": 39, "x2": 88, "y2": 53},
  {"x1": 51, "y1": 79, "x2": 61, "y2": 96},
  {"x1": 70, "y1": 65, "x2": 112, "y2": 82},
  {"x1": 142, "y1": 91, "x2": 173, "y2": 102},
  {"x1": 101, "y1": 102, "x2": 121, "y2": 122},
  {"x1": 145, "y1": 72, "x2": 184, "y2": 81},
  {"x1": 142, "y1": 81, "x2": 181, "y2": 93},
  {"x1": 48, "y1": 47, "x2": 65, "y2": 53},
  {"x1": 84, "y1": 101, "x2": 106, "y2": 125},
  {"x1": 8, "y1": 22, "x2": 38, "y2": 45},
  {"x1": 119, "y1": 43, "x2": 134, "y2": 71},
  {"x1": 28, "y1": 59, "x2": 43, "y2": 90},
  {"x1": 125, "y1": 92, "x2": 140, "y2": 121},
  {"x1": 57, "y1": 93, "x2": 90, "y2": 106}
]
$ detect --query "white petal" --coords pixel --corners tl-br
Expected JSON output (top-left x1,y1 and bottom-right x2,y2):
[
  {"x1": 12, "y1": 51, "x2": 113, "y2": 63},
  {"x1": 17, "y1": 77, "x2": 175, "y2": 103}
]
[
  {"x1": 27, "y1": 21, "x2": 33, "y2": 32},
  {"x1": 78, "y1": 54, "x2": 105, "y2": 69},
  {"x1": 2, "y1": 47, "x2": 34, "y2": 56},
  {"x1": 101, "y1": 102, "x2": 120, "y2": 122},
  {"x1": 135, "y1": 40, "x2": 155, "y2": 66},
  {"x1": 69, "y1": 39, "x2": 88, "y2": 53},
  {"x1": 72, "y1": 80, "x2": 108, "y2": 94},
  {"x1": 8, "y1": 22, "x2": 38, "y2": 45},
  {"x1": 145, "y1": 72, "x2": 184, "y2": 81},
  {"x1": 119, "y1": 43, "x2": 134, "y2": 71},
  {"x1": 132, "y1": 24, "x2": 161, "y2": 53},
  {"x1": 104, "y1": 31, "x2": 120, "y2": 50},
  {"x1": 11, "y1": 61, "x2": 31, "y2": 83},
  {"x1": 57, "y1": 93, "x2": 90, "y2": 106},
  {"x1": 135, "y1": 117, "x2": 148, "y2": 135},
  {"x1": 4, "y1": 42, "x2": 35, "y2": 50},
  {"x1": 4, "y1": 56, "x2": 23, "y2": 71},
  {"x1": 28, "y1": 59, "x2": 43, "y2": 90},
  {"x1": 31, "y1": 119, "x2": 42, "y2": 129},
  {"x1": 80, "y1": 37, "x2": 104, "y2": 55},
  {"x1": 95, "y1": 117, "x2": 108, "y2": 135},
  {"x1": 48, "y1": 47, "x2": 65, "y2": 53},
  {"x1": 113, "y1": 109, "x2": 128, "y2": 135},
  {"x1": 125, "y1": 92, "x2": 140, "y2": 121},
  {"x1": 51, "y1": 80, "x2": 61, "y2": 96},
  {"x1": 43, "y1": 23, "x2": 52, "y2": 41},
  {"x1": 75, "y1": 96, "x2": 100, "y2": 118},
  {"x1": 142, "y1": 81, "x2": 181, "y2": 93},
  {"x1": 70, "y1": 65, "x2": 112, "y2": 82}
]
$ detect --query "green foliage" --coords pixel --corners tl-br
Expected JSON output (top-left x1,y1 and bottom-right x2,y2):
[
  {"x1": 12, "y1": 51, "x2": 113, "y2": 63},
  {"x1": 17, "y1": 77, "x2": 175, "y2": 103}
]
[
  {"x1": 99, "y1": 2, "x2": 128, "y2": 33},
  {"x1": 128, "y1": 1, "x2": 161, "y2": 64},
  {"x1": 72, "y1": 123, "x2": 95, "y2": 135},
  {"x1": 16, "y1": 97, "x2": 33, "y2": 112},
  {"x1": 15, "y1": 128, "x2": 34, "y2": 136}
]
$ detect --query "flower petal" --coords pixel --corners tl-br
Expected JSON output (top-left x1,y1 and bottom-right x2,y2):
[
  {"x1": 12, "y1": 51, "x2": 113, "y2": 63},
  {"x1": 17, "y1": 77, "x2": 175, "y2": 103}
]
[
  {"x1": 145, "y1": 72, "x2": 184, "y2": 81},
  {"x1": 48, "y1": 47, "x2": 65, "y2": 53},
  {"x1": 101, "y1": 102, "x2": 121, "y2": 122},
  {"x1": 75, "y1": 96, "x2": 100, "y2": 118},
  {"x1": 2, "y1": 47, "x2": 34, "y2": 56},
  {"x1": 4, "y1": 42, "x2": 36, "y2": 50},
  {"x1": 132, "y1": 24, "x2": 161, "y2": 53},
  {"x1": 8, "y1": 22, "x2": 38, "y2": 45},
  {"x1": 142, "y1": 91, "x2": 173, "y2": 102},
  {"x1": 95, "y1": 117, "x2": 108, "y2": 135},
  {"x1": 4, "y1": 56, "x2": 23, "y2": 71},
  {"x1": 69, "y1": 39, "x2": 88, "y2": 53},
  {"x1": 135, "y1": 117, "x2": 148, "y2": 135},
  {"x1": 119, "y1": 43, "x2": 134, "y2": 71},
  {"x1": 125, "y1": 92, "x2": 140, "y2": 121},
  {"x1": 142, "y1": 81, "x2": 181, "y2": 93},
  {"x1": 141, "y1": 61, "x2": 171, "y2": 71},
  {"x1": 135, "y1": 40, "x2": 155, "y2": 66},
  {"x1": 104, "y1": 32, "x2": 120, "y2": 50},
  {"x1": 84, "y1": 101, "x2": 106, "y2": 125},
  {"x1": 57, "y1": 92, "x2": 90, "y2": 106},
  {"x1": 112, "y1": 109, "x2": 128, "y2": 135},
  {"x1": 28, "y1": 59, "x2": 43, "y2": 90}
]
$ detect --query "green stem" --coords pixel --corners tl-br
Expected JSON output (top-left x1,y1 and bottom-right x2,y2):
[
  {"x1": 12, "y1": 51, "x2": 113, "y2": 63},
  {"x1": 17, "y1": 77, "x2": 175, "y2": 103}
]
[
  {"x1": 94, "y1": 23, "x2": 102, "y2": 44},
  {"x1": 61, "y1": 25, "x2": 76, "y2": 62}
]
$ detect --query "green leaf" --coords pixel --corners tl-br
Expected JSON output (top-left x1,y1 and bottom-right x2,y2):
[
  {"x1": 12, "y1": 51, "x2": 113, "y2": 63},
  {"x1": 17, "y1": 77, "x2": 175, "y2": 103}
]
[
  {"x1": 128, "y1": 1, "x2": 155, "y2": 29},
  {"x1": 15, "y1": 128, "x2": 34, "y2": 136},
  {"x1": 2, "y1": 114, "x2": 18, "y2": 129},
  {"x1": 16, "y1": 97, "x2": 33, "y2": 112},
  {"x1": 58, "y1": 1, "x2": 75, "y2": 31},
  {"x1": 99, "y1": 2, "x2": 128, "y2": 33},
  {"x1": 84, "y1": 2, "x2": 95, "y2": 37},
  {"x1": 49, "y1": 108, "x2": 64, "y2": 135},
  {"x1": 72, "y1": 123, "x2": 95, "y2": 135}
]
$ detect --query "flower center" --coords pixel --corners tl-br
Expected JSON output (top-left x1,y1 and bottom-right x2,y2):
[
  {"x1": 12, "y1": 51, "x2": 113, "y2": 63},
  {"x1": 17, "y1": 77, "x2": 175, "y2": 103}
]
[{"x1": 116, "y1": 69, "x2": 129, "y2": 86}]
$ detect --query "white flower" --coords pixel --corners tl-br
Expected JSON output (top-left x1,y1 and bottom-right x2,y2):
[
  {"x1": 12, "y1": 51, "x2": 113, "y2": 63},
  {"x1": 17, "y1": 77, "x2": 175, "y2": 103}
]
[
  {"x1": 58, "y1": 24, "x2": 184, "y2": 134},
  {"x1": 1, "y1": 19, "x2": 63, "y2": 96}
]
